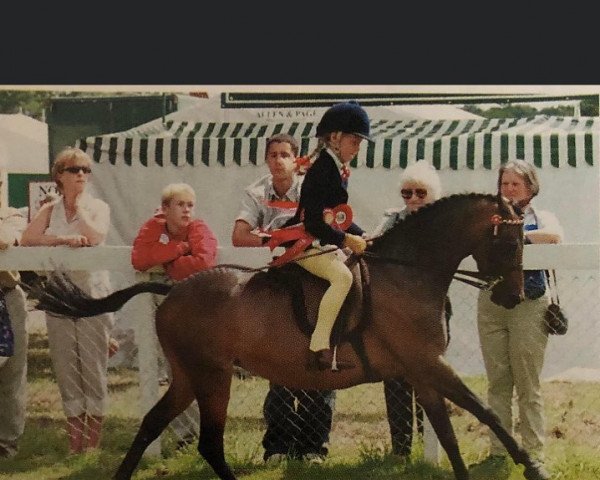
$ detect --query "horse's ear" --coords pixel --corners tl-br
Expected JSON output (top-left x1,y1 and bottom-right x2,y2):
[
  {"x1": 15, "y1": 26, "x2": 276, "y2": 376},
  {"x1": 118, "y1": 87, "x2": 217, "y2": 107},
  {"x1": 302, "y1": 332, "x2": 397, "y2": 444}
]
[
  {"x1": 497, "y1": 193, "x2": 524, "y2": 218},
  {"x1": 496, "y1": 192, "x2": 512, "y2": 216}
]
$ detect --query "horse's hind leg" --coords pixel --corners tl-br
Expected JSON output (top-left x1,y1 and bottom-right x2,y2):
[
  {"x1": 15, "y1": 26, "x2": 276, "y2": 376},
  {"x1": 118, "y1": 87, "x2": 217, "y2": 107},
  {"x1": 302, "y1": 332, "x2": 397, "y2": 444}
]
[
  {"x1": 192, "y1": 365, "x2": 237, "y2": 480},
  {"x1": 415, "y1": 386, "x2": 469, "y2": 480},
  {"x1": 113, "y1": 370, "x2": 194, "y2": 480},
  {"x1": 423, "y1": 357, "x2": 550, "y2": 480}
]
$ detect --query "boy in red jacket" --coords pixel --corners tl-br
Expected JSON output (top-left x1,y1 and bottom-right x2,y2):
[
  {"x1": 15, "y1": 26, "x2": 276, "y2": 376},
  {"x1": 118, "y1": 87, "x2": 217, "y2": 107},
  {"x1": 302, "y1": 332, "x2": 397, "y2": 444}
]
[
  {"x1": 132, "y1": 183, "x2": 218, "y2": 281},
  {"x1": 131, "y1": 182, "x2": 218, "y2": 448}
]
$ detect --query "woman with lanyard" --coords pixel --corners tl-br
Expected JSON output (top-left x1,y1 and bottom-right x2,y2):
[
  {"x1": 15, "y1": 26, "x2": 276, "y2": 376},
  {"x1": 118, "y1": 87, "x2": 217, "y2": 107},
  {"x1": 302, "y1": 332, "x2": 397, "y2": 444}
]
[{"x1": 477, "y1": 158, "x2": 563, "y2": 475}]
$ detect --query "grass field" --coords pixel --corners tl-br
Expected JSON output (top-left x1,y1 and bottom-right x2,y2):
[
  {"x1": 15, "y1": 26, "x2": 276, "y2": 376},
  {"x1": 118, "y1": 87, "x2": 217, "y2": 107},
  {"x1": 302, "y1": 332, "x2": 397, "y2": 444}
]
[{"x1": 1, "y1": 331, "x2": 599, "y2": 479}]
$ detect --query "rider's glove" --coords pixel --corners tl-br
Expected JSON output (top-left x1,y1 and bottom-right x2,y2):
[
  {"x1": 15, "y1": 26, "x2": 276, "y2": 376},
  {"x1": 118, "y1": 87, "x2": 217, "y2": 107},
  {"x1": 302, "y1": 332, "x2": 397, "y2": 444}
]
[{"x1": 343, "y1": 234, "x2": 367, "y2": 254}]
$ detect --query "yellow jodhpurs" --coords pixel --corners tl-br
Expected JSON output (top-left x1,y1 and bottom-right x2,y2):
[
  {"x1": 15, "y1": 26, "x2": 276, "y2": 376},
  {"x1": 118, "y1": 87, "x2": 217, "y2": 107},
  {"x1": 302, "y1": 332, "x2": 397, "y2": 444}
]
[{"x1": 295, "y1": 248, "x2": 353, "y2": 352}]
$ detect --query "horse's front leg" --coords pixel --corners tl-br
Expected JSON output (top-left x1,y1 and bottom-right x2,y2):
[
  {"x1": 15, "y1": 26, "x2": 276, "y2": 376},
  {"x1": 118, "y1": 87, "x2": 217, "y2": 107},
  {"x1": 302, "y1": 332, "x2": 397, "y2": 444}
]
[
  {"x1": 415, "y1": 385, "x2": 469, "y2": 480},
  {"x1": 421, "y1": 357, "x2": 550, "y2": 480}
]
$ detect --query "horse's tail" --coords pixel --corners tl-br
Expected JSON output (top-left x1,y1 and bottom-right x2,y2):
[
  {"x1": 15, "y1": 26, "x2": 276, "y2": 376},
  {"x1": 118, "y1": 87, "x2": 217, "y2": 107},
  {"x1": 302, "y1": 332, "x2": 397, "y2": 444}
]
[{"x1": 26, "y1": 271, "x2": 172, "y2": 319}]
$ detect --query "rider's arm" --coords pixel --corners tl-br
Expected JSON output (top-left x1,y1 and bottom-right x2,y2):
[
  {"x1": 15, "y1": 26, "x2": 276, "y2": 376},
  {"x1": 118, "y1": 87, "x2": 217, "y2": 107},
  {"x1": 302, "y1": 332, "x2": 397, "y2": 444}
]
[
  {"x1": 346, "y1": 222, "x2": 365, "y2": 237},
  {"x1": 301, "y1": 162, "x2": 346, "y2": 248}
]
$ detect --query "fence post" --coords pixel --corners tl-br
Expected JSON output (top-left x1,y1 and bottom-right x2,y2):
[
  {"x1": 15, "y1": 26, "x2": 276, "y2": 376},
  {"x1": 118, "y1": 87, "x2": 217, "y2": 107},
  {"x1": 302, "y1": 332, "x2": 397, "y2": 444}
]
[
  {"x1": 423, "y1": 414, "x2": 441, "y2": 464},
  {"x1": 131, "y1": 271, "x2": 161, "y2": 456}
]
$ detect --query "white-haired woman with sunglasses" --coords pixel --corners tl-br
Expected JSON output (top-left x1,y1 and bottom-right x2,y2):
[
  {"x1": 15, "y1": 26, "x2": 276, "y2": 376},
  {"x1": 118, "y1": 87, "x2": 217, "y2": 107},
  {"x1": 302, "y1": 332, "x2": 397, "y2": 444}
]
[
  {"x1": 22, "y1": 147, "x2": 115, "y2": 454},
  {"x1": 373, "y1": 160, "x2": 442, "y2": 236},
  {"x1": 372, "y1": 160, "x2": 444, "y2": 459}
]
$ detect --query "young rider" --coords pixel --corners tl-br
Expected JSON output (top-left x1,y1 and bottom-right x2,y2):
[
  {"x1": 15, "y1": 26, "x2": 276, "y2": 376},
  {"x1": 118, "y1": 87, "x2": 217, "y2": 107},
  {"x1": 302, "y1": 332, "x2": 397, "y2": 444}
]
[{"x1": 284, "y1": 101, "x2": 371, "y2": 371}]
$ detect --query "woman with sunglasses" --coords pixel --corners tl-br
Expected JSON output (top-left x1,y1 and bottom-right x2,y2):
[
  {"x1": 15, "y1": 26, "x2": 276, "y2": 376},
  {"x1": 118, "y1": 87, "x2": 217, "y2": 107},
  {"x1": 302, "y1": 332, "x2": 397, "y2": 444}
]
[
  {"x1": 372, "y1": 160, "x2": 443, "y2": 460},
  {"x1": 22, "y1": 147, "x2": 115, "y2": 454}
]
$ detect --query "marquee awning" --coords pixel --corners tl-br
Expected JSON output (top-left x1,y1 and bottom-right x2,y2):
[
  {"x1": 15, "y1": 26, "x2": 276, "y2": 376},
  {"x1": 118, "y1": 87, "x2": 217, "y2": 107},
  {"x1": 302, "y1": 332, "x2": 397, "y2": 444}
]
[{"x1": 78, "y1": 115, "x2": 599, "y2": 170}]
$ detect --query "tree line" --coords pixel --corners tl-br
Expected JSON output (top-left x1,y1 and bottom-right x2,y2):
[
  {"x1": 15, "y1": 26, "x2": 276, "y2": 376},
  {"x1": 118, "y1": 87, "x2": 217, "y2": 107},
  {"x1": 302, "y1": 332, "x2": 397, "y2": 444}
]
[{"x1": 0, "y1": 90, "x2": 598, "y2": 121}]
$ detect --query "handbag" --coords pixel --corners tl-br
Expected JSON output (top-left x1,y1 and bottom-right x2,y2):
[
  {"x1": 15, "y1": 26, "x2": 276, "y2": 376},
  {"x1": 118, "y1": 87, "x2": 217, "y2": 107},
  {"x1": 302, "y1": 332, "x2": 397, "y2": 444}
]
[{"x1": 544, "y1": 270, "x2": 568, "y2": 335}]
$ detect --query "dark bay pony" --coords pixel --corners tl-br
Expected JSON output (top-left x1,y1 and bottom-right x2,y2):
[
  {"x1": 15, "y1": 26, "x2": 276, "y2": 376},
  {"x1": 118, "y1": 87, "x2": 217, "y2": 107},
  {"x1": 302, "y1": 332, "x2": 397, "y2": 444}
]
[{"x1": 33, "y1": 193, "x2": 549, "y2": 480}]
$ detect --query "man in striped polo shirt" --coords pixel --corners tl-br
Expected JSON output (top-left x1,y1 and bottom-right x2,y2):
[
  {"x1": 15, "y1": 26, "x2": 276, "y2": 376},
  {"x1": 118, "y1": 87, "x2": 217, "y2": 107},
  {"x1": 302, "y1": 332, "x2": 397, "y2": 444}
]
[{"x1": 232, "y1": 133, "x2": 335, "y2": 465}]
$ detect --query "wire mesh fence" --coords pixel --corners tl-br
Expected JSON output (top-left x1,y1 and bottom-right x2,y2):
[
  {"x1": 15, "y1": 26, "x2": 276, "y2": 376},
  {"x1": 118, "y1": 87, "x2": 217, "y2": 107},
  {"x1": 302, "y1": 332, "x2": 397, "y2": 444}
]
[{"x1": 23, "y1": 264, "x2": 600, "y2": 468}]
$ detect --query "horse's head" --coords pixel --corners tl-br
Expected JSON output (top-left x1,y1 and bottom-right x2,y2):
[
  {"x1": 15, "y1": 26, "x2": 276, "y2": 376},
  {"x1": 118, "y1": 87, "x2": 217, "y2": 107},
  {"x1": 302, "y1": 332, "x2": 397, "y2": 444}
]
[{"x1": 472, "y1": 194, "x2": 525, "y2": 309}]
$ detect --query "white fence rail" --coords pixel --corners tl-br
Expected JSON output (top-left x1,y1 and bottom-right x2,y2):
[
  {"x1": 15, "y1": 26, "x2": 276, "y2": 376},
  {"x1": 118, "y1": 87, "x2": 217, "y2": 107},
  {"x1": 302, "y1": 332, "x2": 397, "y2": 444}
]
[
  {"x1": 2, "y1": 244, "x2": 598, "y2": 462},
  {"x1": 0, "y1": 243, "x2": 595, "y2": 272}
]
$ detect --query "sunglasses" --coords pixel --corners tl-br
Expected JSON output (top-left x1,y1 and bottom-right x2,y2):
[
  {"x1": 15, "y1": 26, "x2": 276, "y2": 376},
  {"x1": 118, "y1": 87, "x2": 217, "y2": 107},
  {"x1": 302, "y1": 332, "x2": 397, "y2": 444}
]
[
  {"x1": 401, "y1": 188, "x2": 428, "y2": 200},
  {"x1": 63, "y1": 166, "x2": 92, "y2": 174}
]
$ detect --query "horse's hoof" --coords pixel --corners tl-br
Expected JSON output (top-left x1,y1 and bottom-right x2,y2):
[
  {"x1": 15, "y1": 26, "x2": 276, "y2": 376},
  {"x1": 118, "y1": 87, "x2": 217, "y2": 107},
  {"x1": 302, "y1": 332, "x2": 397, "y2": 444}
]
[{"x1": 523, "y1": 461, "x2": 551, "y2": 480}]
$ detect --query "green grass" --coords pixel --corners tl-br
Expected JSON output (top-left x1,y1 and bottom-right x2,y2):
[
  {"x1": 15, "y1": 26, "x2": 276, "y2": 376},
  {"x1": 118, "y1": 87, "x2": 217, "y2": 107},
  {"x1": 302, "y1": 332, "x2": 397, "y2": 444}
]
[{"x1": 2, "y1": 332, "x2": 599, "y2": 479}]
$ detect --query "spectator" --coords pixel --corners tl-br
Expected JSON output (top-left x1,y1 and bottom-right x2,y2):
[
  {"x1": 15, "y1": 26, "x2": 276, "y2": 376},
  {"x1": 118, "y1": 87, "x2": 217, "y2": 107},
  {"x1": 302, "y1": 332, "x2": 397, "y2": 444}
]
[
  {"x1": 232, "y1": 133, "x2": 335, "y2": 464},
  {"x1": 0, "y1": 207, "x2": 30, "y2": 458},
  {"x1": 477, "y1": 158, "x2": 563, "y2": 473},
  {"x1": 131, "y1": 182, "x2": 218, "y2": 449},
  {"x1": 372, "y1": 160, "x2": 444, "y2": 459},
  {"x1": 21, "y1": 147, "x2": 114, "y2": 454},
  {"x1": 283, "y1": 101, "x2": 370, "y2": 371}
]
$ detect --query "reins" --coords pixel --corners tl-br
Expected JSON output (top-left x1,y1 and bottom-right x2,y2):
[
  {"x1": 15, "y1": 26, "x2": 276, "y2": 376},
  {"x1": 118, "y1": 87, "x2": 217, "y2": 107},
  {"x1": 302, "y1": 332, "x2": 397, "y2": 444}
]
[
  {"x1": 360, "y1": 233, "x2": 504, "y2": 290},
  {"x1": 359, "y1": 250, "x2": 503, "y2": 291},
  {"x1": 213, "y1": 247, "x2": 340, "y2": 274},
  {"x1": 218, "y1": 237, "x2": 502, "y2": 291},
  {"x1": 453, "y1": 270, "x2": 503, "y2": 290}
]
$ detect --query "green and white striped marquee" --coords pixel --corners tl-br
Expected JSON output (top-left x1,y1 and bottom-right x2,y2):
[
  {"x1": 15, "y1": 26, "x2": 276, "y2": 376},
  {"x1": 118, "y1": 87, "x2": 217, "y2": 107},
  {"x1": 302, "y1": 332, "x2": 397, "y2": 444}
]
[{"x1": 78, "y1": 115, "x2": 599, "y2": 170}]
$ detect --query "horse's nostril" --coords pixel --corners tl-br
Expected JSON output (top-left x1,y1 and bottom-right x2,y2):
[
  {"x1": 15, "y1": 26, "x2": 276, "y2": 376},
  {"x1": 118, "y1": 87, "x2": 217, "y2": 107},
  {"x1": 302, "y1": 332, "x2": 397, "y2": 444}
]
[{"x1": 513, "y1": 293, "x2": 523, "y2": 304}]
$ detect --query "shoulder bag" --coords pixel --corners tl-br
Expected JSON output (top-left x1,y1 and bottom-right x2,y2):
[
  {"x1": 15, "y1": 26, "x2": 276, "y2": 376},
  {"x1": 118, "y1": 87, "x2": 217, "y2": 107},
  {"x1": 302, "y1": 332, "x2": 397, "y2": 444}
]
[{"x1": 544, "y1": 269, "x2": 569, "y2": 335}]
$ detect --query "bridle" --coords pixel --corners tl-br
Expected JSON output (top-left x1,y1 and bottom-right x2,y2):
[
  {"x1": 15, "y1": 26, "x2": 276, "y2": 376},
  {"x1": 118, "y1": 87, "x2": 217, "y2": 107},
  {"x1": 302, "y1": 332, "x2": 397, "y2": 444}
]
[{"x1": 486, "y1": 213, "x2": 525, "y2": 270}]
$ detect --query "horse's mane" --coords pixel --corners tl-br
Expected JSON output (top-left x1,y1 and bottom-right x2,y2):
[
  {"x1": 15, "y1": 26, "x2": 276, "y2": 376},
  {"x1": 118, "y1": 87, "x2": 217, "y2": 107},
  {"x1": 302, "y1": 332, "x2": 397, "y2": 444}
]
[
  {"x1": 378, "y1": 192, "x2": 496, "y2": 237},
  {"x1": 371, "y1": 192, "x2": 497, "y2": 258}
]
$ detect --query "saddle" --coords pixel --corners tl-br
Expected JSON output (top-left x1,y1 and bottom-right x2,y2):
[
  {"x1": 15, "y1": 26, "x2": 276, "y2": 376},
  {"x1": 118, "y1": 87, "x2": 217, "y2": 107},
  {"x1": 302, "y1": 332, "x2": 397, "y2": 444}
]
[{"x1": 247, "y1": 254, "x2": 376, "y2": 376}]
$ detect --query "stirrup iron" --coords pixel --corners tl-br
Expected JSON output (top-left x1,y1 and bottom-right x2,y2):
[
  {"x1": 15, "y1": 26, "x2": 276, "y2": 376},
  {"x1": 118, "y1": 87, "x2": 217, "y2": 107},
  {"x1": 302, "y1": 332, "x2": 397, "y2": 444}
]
[{"x1": 331, "y1": 345, "x2": 339, "y2": 371}]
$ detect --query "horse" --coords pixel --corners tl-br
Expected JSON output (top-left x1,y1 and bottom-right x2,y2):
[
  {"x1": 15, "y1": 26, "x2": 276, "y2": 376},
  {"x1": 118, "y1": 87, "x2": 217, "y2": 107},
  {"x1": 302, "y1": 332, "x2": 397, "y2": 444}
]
[{"x1": 31, "y1": 192, "x2": 550, "y2": 480}]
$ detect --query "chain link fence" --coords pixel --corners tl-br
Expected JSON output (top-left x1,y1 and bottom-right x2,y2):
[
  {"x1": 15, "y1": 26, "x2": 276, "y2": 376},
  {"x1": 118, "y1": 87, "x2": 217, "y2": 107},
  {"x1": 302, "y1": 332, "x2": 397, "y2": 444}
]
[
  {"x1": 22, "y1": 247, "x2": 600, "y2": 466},
  {"x1": 99, "y1": 266, "x2": 599, "y2": 462}
]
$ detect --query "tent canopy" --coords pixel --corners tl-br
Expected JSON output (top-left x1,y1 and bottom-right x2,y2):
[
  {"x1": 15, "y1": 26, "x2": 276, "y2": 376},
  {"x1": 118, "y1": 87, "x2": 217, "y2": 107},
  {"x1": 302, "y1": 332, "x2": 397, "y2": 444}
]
[
  {"x1": 0, "y1": 114, "x2": 49, "y2": 174},
  {"x1": 79, "y1": 115, "x2": 599, "y2": 171}
]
